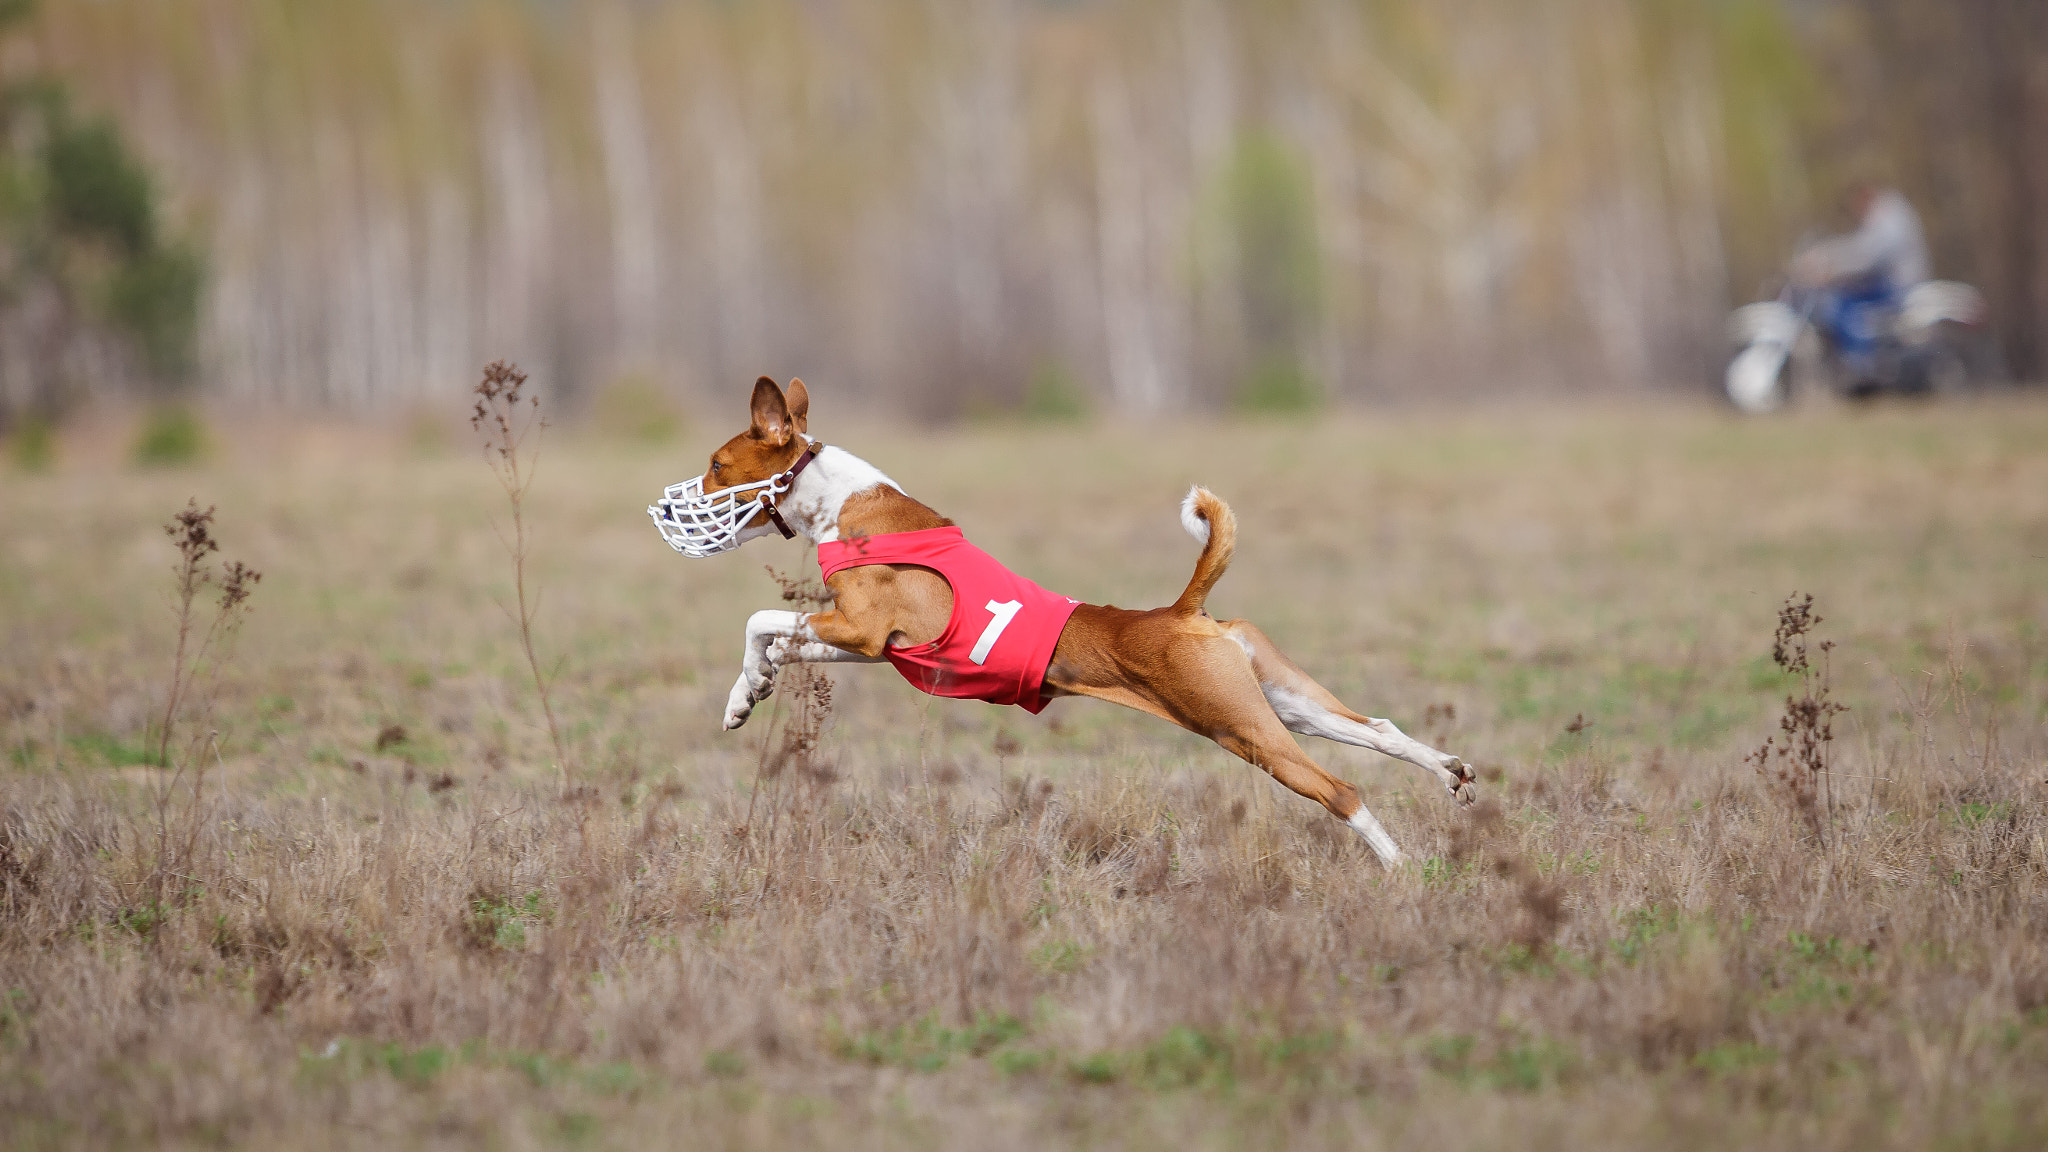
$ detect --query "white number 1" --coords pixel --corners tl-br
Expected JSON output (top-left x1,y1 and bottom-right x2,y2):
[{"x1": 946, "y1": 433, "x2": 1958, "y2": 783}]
[{"x1": 969, "y1": 600, "x2": 1023, "y2": 665}]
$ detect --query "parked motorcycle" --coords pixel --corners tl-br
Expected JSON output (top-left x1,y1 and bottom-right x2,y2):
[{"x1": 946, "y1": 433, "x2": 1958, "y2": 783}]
[{"x1": 1724, "y1": 280, "x2": 1993, "y2": 414}]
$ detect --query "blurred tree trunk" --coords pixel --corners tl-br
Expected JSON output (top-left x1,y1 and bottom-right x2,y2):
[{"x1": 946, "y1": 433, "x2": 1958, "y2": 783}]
[
  {"x1": 937, "y1": 0, "x2": 1022, "y2": 393},
  {"x1": 1860, "y1": 0, "x2": 2048, "y2": 379},
  {"x1": 1975, "y1": 0, "x2": 2048, "y2": 378},
  {"x1": 483, "y1": 63, "x2": 554, "y2": 390},
  {"x1": 593, "y1": 5, "x2": 660, "y2": 378},
  {"x1": 694, "y1": 86, "x2": 764, "y2": 387},
  {"x1": 1092, "y1": 71, "x2": 1167, "y2": 415}
]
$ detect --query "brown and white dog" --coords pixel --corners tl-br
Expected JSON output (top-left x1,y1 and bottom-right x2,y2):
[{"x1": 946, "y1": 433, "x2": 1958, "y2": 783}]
[{"x1": 655, "y1": 377, "x2": 1477, "y2": 866}]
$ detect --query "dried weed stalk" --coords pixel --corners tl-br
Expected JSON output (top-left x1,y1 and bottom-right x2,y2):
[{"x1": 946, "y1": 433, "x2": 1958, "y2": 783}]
[
  {"x1": 742, "y1": 561, "x2": 839, "y2": 848},
  {"x1": 471, "y1": 360, "x2": 567, "y2": 778},
  {"x1": 1747, "y1": 592, "x2": 1846, "y2": 848},
  {"x1": 150, "y1": 499, "x2": 260, "y2": 905},
  {"x1": 156, "y1": 501, "x2": 260, "y2": 766}
]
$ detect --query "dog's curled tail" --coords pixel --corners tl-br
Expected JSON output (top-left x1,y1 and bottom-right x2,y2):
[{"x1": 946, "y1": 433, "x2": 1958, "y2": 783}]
[{"x1": 1173, "y1": 486, "x2": 1237, "y2": 616}]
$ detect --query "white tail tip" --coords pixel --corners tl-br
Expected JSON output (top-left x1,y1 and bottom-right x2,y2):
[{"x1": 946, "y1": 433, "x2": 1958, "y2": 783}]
[{"x1": 1180, "y1": 486, "x2": 1212, "y2": 546}]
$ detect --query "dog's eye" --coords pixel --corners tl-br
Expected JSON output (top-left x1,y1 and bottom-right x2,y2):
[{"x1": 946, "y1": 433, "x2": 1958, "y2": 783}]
[{"x1": 710, "y1": 461, "x2": 722, "y2": 475}]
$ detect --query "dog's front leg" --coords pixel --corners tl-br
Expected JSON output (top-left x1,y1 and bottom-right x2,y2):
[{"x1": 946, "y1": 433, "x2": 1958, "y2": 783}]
[
  {"x1": 724, "y1": 610, "x2": 807, "y2": 730},
  {"x1": 723, "y1": 612, "x2": 885, "y2": 730}
]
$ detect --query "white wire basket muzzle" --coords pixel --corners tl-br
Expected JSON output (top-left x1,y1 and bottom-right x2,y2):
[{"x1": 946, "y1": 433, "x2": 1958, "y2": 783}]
[{"x1": 648, "y1": 472, "x2": 784, "y2": 558}]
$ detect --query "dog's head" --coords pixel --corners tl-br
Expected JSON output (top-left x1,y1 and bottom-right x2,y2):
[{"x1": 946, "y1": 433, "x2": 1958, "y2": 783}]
[
  {"x1": 648, "y1": 376, "x2": 814, "y2": 557},
  {"x1": 703, "y1": 375, "x2": 810, "y2": 501}
]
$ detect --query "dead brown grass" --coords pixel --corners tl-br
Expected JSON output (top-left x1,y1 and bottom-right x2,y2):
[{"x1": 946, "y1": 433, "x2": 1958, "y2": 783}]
[{"x1": 2, "y1": 400, "x2": 2046, "y2": 1149}]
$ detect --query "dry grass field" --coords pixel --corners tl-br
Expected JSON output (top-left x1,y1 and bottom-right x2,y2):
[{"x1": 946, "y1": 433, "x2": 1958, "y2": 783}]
[{"x1": 3, "y1": 398, "x2": 2047, "y2": 1150}]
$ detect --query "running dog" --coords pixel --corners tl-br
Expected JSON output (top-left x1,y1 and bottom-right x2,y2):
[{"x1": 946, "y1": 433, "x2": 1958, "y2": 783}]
[{"x1": 650, "y1": 377, "x2": 1477, "y2": 866}]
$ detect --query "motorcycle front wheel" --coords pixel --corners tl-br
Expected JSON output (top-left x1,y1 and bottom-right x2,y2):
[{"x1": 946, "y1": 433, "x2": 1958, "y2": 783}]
[{"x1": 1725, "y1": 341, "x2": 1793, "y2": 414}]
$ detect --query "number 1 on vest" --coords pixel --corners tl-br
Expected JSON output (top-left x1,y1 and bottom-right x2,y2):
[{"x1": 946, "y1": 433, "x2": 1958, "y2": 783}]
[{"x1": 969, "y1": 600, "x2": 1023, "y2": 665}]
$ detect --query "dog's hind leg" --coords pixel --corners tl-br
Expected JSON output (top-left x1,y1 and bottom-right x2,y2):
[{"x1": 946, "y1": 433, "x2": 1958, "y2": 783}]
[
  {"x1": 1195, "y1": 685, "x2": 1406, "y2": 867},
  {"x1": 1058, "y1": 629, "x2": 1406, "y2": 866},
  {"x1": 1220, "y1": 621, "x2": 1478, "y2": 805}
]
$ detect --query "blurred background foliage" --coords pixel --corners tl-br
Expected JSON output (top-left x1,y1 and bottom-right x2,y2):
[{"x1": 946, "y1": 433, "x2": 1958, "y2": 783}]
[
  {"x1": 1, "y1": 1, "x2": 203, "y2": 423},
  {"x1": 0, "y1": 0, "x2": 2041, "y2": 426}
]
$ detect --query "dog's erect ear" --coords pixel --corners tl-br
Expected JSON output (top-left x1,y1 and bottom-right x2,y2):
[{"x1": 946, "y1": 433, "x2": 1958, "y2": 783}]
[
  {"x1": 785, "y1": 378, "x2": 810, "y2": 435},
  {"x1": 748, "y1": 375, "x2": 792, "y2": 445}
]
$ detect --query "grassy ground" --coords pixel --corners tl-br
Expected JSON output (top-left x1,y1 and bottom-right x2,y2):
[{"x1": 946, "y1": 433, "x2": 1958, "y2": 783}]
[{"x1": 3, "y1": 398, "x2": 2046, "y2": 1149}]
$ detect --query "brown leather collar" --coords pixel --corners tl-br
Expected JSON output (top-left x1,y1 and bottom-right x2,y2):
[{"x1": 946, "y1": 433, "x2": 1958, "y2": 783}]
[{"x1": 759, "y1": 442, "x2": 822, "y2": 539}]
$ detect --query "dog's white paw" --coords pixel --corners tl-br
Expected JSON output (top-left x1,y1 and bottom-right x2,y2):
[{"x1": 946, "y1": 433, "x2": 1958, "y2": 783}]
[
  {"x1": 723, "y1": 676, "x2": 757, "y2": 730},
  {"x1": 1445, "y1": 756, "x2": 1478, "y2": 807},
  {"x1": 741, "y1": 654, "x2": 777, "y2": 700}
]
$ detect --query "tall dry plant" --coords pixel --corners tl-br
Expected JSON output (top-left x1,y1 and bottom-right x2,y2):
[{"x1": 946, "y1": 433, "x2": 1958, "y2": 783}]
[
  {"x1": 1747, "y1": 592, "x2": 1846, "y2": 849},
  {"x1": 148, "y1": 498, "x2": 259, "y2": 906},
  {"x1": 471, "y1": 360, "x2": 568, "y2": 779},
  {"x1": 741, "y1": 560, "x2": 838, "y2": 855}
]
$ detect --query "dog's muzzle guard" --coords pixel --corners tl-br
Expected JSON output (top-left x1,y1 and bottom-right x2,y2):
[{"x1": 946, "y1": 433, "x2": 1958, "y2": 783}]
[{"x1": 649, "y1": 442, "x2": 820, "y2": 558}]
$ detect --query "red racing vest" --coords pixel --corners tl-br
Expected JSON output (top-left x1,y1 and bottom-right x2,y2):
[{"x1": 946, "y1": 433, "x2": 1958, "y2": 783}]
[{"x1": 816, "y1": 526, "x2": 1080, "y2": 713}]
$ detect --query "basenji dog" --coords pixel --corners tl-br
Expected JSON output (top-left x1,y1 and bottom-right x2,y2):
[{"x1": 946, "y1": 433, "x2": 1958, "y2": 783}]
[{"x1": 650, "y1": 377, "x2": 1477, "y2": 866}]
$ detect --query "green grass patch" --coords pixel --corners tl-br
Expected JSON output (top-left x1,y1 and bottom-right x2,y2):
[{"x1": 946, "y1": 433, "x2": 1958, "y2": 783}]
[
  {"x1": 551, "y1": 1110, "x2": 600, "y2": 1144},
  {"x1": 376, "y1": 1042, "x2": 455, "y2": 1087},
  {"x1": 308, "y1": 744, "x2": 352, "y2": 769},
  {"x1": 8, "y1": 413, "x2": 55, "y2": 472},
  {"x1": 1234, "y1": 355, "x2": 1321, "y2": 415},
  {"x1": 1744, "y1": 654, "x2": 1800, "y2": 693},
  {"x1": 1784, "y1": 932, "x2": 1874, "y2": 970},
  {"x1": 1762, "y1": 932, "x2": 1874, "y2": 1015},
  {"x1": 1068, "y1": 1051, "x2": 1121, "y2": 1084},
  {"x1": 304, "y1": 1038, "x2": 644, "y2": 1097},
  {"x1": 1030, "y1": 937, "x2": 1091, "y2": 975},
  {"x1": 1488, "y1": 942, "x2": 1555, "y2": 976},
  {"x1": 0, "y1": 987, "x2": 29, "y2": 1051},
  {"x1": 1670, "y1": 701, "x2": 1745, "y2": 749},
  {"x1": 467, "y1": 891, "x2": 548, "y2": 951},
  {"x1": 991, "y1": 1047, "x2": 1054, "y2": 1076},
  {"x1": 1947, "y1": 801, "x2": 2014, "y2": 829},
  {"x1": 495, "y1": 1048, "x2": 642, "y2": 1095},
  {"x1": 1127, "y1": 1025, "x2": 1232, "y2": 1090},
  {"x1": 1424, "y1": 1032, "x2": 1577, "y2": 1092},
  {"x1": 1022, "y1": 361, "x2": 1091, "y2": 423},
  {"x1": 1610, "y1": 905, "x2": 1682, "y2": 966},
  {"x1": 1419, "y1": 855, "x2": 1476, "y2": 887},
  {"x1": 132, "y1": 405, "x2": 206, "y2": 467},
  {"x1": 372, "y1": 730, "x2": 448, "y2": 766},
  {"x1": 1057, "y1": 1026, "x2": 1342, "y2": 1091},
  {"x1": 1692, "y1": 1040, "x2": 1778, "y2": 1077},
  {"x1": 113, "y1": 902, "x2": 168, "y2": 938},
  {"x1": 66, "y1": 732, "x2": 164, "y2": 768},
  {"x1": 835, "y1": 1012, "x2": 1027, "y2": 1072}
]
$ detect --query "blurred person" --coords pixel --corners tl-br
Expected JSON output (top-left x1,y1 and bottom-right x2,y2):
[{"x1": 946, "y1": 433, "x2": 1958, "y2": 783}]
[{"x1": 1790, "y1": 183, "x2": 1930, "y2": 389}]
